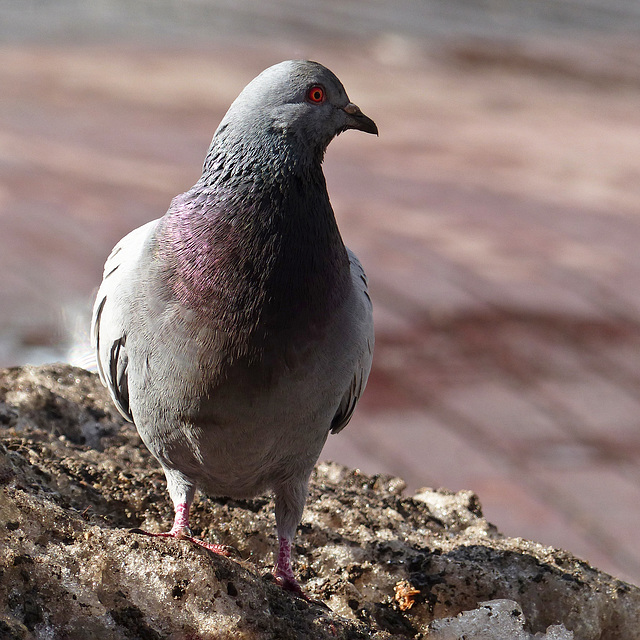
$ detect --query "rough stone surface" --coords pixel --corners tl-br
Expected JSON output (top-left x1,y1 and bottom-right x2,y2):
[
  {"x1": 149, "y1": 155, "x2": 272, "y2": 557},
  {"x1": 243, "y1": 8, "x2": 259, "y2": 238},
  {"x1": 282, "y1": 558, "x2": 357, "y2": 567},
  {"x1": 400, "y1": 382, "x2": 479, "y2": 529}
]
[{"x1": 1, "y1": 364, "x2": 639, "y2": 639}]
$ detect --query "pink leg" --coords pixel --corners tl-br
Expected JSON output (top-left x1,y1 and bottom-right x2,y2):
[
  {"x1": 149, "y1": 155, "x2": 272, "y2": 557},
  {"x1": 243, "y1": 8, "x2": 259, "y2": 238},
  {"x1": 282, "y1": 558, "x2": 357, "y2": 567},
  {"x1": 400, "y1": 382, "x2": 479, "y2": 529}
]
[
  {"x1": 132, "y1": 502, "x2": 232, "y2": 556},
  {"x1": 168, "y1": 502, "x2": 190, "y2": 536},
  {"x1": 274, "y1": 537, "x2": 306, "y2": 598}
]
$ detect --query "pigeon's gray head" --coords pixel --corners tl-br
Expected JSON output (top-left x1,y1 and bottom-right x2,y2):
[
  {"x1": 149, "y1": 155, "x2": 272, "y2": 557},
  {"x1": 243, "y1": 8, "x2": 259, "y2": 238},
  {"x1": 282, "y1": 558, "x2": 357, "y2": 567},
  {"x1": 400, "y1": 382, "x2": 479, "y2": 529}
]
[{"x1": 208, "y1": 60, "x2": 377, "y2": 173}]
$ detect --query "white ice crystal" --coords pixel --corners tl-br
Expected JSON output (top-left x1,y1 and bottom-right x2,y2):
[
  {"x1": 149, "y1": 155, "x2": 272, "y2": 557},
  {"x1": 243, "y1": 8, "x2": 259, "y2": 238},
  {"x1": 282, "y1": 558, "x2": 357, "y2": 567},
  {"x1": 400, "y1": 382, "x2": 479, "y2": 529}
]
[{"x1": 428, "y1": 599, "x2": 574, "y2": 640}]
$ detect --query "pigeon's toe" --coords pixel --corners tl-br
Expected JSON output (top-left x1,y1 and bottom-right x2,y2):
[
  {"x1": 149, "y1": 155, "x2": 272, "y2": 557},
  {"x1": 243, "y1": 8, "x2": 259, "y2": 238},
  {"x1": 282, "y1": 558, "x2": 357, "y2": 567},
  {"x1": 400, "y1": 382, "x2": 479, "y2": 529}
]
[
  {"x1": 185, "y1": 536, "x2": 240, "y2": 558},
  {"x1": 129, "y1": 527, "x2": 235, "y2": 557},
  {"x1": 275, "y1": 573, "x2": 306, "y2": 597},
  {"x1": 274, "y1": 574, "x2": 329, "y2": 608}
]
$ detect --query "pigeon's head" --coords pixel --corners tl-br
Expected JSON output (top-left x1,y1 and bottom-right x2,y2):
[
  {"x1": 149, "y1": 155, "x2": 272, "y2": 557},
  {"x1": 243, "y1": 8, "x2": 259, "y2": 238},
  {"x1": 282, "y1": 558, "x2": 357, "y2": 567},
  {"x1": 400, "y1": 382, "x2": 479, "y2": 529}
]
[{"x1": 213, "y1": 60, "x2": 377, "y2": 167}]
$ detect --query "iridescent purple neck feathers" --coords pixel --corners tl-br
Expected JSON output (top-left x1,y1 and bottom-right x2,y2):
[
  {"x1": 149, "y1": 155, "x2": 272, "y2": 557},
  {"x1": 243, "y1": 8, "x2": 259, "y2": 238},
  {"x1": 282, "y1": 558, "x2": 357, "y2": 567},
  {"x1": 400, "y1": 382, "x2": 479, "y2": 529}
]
[{"x1": 156, "y1": 167, "x2": 350, "y2": 361}]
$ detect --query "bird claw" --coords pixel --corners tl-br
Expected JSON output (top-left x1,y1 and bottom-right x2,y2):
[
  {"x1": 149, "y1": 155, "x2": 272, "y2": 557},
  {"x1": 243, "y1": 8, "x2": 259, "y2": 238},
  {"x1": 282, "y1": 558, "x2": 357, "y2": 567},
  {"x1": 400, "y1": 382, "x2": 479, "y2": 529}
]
[
  {"x1": 129, "y1": 527, "x2": 238, "y2": 558},
  {"x1": 183, "y1": 534, "x2": 240, "y2": 558},
  {"x1": 274, "y1": 573, "x2": 303, "y2": 594},
  {"x1": 274, "y1": 574, "x2": 329, "y2": 609}
]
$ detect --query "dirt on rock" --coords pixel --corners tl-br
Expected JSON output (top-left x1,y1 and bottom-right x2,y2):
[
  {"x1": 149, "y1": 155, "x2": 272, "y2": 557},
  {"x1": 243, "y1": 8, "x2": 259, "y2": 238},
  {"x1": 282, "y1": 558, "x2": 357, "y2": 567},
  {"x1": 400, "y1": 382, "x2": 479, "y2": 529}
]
[{"x1": 0, "y1": 364, "x2": 638, "y2": 639}]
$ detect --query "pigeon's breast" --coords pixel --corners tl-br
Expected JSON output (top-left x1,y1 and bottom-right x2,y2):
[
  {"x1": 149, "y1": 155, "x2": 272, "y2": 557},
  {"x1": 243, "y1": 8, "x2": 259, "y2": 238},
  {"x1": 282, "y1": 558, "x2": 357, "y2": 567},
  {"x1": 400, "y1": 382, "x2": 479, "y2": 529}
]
[
  {"x1": 127, "y1": 180, "x2": 360, "y2": 494},
  {"x1": 128, "y1": 258, "x2": 364, "y2": 497},
  {"x1": 155, "y1": 185, "x2": 351, "y2": 373},
  {"x1": 152, "y1": 285, "x2": 364, "y2": 497}
]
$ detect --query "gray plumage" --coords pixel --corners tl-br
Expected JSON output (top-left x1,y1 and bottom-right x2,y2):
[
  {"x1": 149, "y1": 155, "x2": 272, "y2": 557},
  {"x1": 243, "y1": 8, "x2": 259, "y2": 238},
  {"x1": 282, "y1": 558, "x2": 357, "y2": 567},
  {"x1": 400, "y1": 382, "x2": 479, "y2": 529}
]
[{"x1": 91, "y1": 60, "x2": 376, "y2": 595}]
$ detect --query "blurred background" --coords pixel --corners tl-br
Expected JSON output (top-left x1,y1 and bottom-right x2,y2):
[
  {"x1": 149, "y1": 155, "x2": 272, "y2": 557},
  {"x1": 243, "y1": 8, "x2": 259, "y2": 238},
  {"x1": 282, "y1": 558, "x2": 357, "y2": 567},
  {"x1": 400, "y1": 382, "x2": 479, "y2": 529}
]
[{"x1": 3, "y1": 0, "x2": 640, "y2": 584}]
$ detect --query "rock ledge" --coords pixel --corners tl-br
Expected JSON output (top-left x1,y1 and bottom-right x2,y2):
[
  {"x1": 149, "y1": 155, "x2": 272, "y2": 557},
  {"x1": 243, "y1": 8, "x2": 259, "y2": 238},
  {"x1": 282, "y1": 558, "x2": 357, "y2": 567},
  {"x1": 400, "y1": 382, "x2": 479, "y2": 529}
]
[{"x1": 0, "y1": 364, "x2": 638, "y2": 639}]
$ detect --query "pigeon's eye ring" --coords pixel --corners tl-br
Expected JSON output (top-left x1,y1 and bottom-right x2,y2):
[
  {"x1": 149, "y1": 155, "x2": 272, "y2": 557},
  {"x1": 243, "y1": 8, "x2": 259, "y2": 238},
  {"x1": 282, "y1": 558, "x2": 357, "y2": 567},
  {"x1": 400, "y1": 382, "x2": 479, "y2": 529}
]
[{"x1": 307, "y1": 85, "x2": 325, "y2": 104}]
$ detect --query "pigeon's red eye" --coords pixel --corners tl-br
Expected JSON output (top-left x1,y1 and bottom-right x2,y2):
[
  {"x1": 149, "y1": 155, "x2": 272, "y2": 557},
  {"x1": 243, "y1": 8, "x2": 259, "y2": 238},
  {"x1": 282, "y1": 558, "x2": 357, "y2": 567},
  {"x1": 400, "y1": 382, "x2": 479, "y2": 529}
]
[{"x1": 307, "y1": 85, "x2": 325, "y2": 103}]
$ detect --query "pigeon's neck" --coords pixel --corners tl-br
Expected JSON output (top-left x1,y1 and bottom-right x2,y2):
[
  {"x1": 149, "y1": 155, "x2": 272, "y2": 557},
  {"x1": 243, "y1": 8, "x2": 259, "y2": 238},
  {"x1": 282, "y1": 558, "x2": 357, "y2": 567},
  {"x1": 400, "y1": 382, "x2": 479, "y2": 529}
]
[
  {"x1": 158, "y1": 164, "x2": 350, "y2": 360},
  {"x1": 202, "y1": 123, "x2": 327, "y2": 184}
]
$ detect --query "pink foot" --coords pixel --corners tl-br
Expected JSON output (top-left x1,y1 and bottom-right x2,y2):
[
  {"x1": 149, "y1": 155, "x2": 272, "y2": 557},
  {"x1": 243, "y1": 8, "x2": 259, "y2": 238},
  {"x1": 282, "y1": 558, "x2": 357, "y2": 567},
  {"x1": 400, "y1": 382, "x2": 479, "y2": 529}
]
[
  {"x1": 274, "y1": 537, "x2": 312, "y2": 601},
  {"x1": 275, "y1": 571, "x2": 307, "y2": 598},
  {"x1": 274, "y1": 563, "x2": 328, "y2": 608},
  {"x1": 130, "y1": 502, "x2": 235, "y2": 557}
]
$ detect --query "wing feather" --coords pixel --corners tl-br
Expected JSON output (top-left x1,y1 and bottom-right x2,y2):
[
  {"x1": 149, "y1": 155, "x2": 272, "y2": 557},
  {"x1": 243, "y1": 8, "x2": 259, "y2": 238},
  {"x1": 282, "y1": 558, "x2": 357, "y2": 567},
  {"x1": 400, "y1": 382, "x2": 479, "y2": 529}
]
[
  {"x1": 91, "y1": 219, "x2": 160, "y2": 422},
  {"x1": 330, "y1": 249, "x2": 374, "y2": 435}
]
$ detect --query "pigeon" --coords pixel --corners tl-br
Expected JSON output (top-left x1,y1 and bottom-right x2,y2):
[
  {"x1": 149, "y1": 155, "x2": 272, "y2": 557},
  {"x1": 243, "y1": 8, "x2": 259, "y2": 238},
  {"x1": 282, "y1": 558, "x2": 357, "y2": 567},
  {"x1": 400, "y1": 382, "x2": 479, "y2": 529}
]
[{"x1": 91, "y1": 60, "x2": 376, "y2": 597}]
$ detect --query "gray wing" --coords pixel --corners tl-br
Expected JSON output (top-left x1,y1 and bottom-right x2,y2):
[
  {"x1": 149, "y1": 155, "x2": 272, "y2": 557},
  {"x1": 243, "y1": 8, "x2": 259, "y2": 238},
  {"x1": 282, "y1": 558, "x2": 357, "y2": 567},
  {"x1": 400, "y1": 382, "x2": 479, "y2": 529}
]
[
  {"x1": 330, "y1": 248, "x2": 374, "y2": 435},
  {"x1": 91, "y1": 219, "x2": 160, "y2": 422}
]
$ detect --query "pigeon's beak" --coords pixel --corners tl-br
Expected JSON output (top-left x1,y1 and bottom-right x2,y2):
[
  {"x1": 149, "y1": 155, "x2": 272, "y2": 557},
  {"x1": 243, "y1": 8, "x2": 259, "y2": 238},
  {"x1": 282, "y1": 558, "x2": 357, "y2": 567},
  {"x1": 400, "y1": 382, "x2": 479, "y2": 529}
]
[{"x1": 342, "y1": 102, "x2": 378, "y2": 136}]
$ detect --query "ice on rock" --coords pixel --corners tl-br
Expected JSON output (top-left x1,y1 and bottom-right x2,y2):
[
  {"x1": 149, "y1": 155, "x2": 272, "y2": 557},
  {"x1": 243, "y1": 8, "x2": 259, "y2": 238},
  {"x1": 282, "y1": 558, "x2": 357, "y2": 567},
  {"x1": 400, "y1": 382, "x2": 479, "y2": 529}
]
[
  {"x1": 542, "y1": 626, "x2": 575, "y2": 640},
  {"x1": 428, "y1": 599, "x2": 574, "y2": 640}
]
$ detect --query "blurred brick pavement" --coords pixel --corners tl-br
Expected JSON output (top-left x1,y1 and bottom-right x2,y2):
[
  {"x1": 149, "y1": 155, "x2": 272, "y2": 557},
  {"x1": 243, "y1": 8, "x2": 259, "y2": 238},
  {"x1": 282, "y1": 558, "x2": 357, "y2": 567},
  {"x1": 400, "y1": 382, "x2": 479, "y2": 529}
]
[{"x1": 3, "y1": 36, "x2": 640, "y2": 585}]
